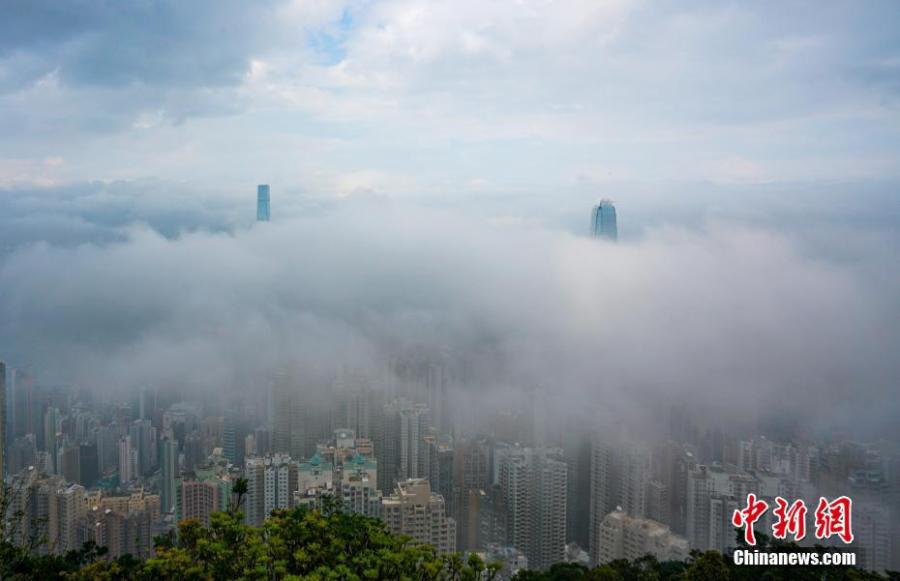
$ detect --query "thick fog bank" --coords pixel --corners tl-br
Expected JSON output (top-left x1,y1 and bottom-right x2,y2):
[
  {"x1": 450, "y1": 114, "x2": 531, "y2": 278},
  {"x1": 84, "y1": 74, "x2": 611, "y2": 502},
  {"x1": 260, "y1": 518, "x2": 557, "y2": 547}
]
[{"x1": 0, "y1": 205, "x2": 897, "y2": 439}]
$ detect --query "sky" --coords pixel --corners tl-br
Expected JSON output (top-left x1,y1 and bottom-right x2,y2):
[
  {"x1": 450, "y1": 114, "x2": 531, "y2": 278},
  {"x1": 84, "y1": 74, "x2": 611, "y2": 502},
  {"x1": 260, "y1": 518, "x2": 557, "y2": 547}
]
[
  {"x1": 1, "y1": 1, "x2": 899, "y2": 206},
  {"x1": 1, "y1": 1, "x2": 899, "y2": 439}
]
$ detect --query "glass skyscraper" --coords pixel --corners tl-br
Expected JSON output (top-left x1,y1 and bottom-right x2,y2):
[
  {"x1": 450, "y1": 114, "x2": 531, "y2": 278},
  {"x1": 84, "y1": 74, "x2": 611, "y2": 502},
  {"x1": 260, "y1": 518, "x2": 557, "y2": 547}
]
[
  {"x1": 590, "y1": 201, "x2": 617, "y2": 241},
  {"x1": 257, "y1": 184, "x2": 271, "y2": 222}
]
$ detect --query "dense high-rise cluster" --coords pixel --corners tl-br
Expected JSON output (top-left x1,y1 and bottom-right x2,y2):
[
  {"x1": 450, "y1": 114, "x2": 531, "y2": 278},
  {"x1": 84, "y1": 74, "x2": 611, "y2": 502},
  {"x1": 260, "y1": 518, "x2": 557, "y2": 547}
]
[{"x1": 0, "y1": 297, "x2": 897, "y2": 576}]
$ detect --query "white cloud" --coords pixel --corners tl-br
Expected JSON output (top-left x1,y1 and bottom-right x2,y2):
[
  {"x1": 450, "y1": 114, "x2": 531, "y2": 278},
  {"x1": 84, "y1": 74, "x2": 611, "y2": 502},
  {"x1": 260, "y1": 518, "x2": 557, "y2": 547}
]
[
  {"x1": 1, "y1": 207, "x2": 897, "y2": 437},
  {"x1": 0, "y1": 156, "x2": 69, "y2": 187},
  {"x1": 1, "y1": 1, "x2": 899, "y2": 193}
]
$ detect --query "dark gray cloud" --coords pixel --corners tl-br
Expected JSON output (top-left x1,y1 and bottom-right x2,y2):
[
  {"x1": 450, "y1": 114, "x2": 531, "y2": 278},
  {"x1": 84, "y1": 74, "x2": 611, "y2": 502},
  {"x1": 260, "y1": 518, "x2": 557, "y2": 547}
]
[
  {"x1": 1, "y1": 0, "x2": 282, "y2": 90},
  {"x1": 0, "y1": 0, "x2": 291, "y2": 136}
]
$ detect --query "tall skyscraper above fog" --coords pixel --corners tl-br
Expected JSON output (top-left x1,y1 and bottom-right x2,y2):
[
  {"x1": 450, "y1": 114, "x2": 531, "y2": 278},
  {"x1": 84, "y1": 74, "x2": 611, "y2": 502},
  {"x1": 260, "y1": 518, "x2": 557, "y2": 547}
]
[
  {"x1": 257, "y1": 184, "x2": 271, "y2": 222},
  {"x1": 590, "y1": 200, "x2": 617, "y2": 241}
]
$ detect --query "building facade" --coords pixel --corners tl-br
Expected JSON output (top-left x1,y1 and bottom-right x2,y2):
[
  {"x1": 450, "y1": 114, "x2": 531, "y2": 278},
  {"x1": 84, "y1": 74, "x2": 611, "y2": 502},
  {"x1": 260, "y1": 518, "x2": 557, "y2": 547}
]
[
  {"x1": 381, "y1": 478, "x2": 456, "y2": 554},
  {"x1": 257, "y1": 185, "x2": 271, "y2": 221},
  {"x1": 595, "y1": 510, "x2": 689, "y2": 564},
  {"x1": 590, "y1": 200, "x2": 617, "y2": 241},
  {"x1": 499, "y1": 447, "x2": 568, "y2": 570},
  {"x1": 244, "y1": 454, "x2": 298, "y2": 526}
]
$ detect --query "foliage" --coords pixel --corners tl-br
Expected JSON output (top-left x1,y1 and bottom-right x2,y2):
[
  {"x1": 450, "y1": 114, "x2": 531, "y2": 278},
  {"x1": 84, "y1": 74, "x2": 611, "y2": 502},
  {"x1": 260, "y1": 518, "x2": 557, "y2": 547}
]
[
  {"x1": 3, "y1": 482, "x2": 897, "y2": 580},
  {"x1": 2, "y1": 484, "x2": 500, "y2": 581}
]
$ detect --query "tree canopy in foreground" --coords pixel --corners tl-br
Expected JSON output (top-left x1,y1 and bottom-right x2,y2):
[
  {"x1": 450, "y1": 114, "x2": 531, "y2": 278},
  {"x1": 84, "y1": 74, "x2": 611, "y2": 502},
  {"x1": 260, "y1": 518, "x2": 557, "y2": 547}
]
[{"x1": 1, "y1": 494, "x2": 897, "y2": 580}]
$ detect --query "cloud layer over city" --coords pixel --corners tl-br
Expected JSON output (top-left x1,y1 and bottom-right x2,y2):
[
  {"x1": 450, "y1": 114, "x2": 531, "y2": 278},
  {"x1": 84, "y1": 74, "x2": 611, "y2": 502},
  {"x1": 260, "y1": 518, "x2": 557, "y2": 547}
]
[
  {"x1": 1, "y1": 202, "x2": 897, "y2": 439},
  {"x1": 1, "y1": 1, "x2": 899, "y2": 440}
]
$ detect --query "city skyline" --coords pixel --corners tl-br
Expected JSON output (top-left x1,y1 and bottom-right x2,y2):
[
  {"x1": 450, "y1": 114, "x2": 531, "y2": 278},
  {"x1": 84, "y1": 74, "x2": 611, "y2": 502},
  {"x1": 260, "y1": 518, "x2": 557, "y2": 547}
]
[
  {"x1": 1, "y1": 0, "x2": 899, "y2": 576},
  {"x1": 2, "y1": 357, "x2": 897, "y2": 573}
]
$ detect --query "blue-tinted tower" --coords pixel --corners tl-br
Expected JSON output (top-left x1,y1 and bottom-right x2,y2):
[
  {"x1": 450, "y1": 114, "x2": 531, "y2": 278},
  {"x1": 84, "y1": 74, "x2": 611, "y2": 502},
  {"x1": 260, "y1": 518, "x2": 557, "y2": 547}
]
[
  {"x1": 257, "y1": 184, "x2": 271, "y2": 222},
  {"x1": 590, "y1": 200, "x2": 617, "y2": 241}
]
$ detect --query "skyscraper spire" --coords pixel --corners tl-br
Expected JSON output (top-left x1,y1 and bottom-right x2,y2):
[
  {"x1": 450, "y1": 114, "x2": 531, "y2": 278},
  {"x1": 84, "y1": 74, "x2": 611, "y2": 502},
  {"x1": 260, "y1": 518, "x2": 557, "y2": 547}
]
[
  {"x1": 590, "y1": 200, "x2": 617, "y2": 241},
  {"x1": 257, "y1": 184, "x2": 271, "y2": 222}
]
